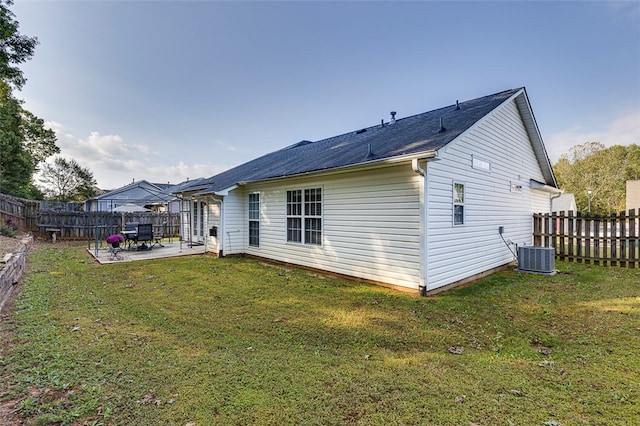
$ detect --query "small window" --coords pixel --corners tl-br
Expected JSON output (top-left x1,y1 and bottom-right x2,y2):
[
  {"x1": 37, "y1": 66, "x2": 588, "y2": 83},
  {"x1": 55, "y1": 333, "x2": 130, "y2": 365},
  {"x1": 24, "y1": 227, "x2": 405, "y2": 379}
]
[
  {"x1": 249, "y1": 193, "x2": 260, "y2": 246},
  {"x1": 453, "y1": 182, "x2": 465, "y2": 226}
]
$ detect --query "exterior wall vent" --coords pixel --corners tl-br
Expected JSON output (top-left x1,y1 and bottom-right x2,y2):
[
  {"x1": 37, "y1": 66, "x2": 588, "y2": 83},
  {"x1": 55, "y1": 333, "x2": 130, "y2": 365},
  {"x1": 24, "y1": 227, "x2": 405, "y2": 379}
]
[{"x1": 516, "y1": 246, "x2": 556, "y2": 275}]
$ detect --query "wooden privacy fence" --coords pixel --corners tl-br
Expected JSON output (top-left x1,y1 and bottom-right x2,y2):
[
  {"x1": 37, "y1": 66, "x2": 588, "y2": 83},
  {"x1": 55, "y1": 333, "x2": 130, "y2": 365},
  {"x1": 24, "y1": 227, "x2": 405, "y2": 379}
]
[
  {"x1": 1, "y1": 192, "x2": 180, "y2": 240},
  {"x1": 37, "y1": 211, "x2": 181, "y2": 242},
  {"x1": 533, "y1": 210, "x2": 640, "y2": 268},
  {"x1": 0, "y1": 193, "x2": 39, "y2": 230}
]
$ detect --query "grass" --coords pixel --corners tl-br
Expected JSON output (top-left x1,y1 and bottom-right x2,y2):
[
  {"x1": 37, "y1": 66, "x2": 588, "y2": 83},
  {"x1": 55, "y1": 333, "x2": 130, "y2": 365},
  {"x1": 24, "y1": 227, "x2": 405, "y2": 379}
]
[{"x1": 1, "y1": 242, "x2": 639, "y2": 425}]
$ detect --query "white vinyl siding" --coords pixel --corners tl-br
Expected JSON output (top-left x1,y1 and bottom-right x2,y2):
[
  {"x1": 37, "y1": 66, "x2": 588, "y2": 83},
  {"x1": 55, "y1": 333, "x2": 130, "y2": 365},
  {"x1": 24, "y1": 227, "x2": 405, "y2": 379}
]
[
  {"x1": 206, "y1": 201, "x2": 221, "y2": 252},
  {"x1": 425, "y1": 98, "x2": 551, "y2": 290},
  {"x1": 243, "y1": 166, "x2": 422, "y2": 289},
  {"x1": 223, "y1": 188, "x2": 245, "y2": 255}
]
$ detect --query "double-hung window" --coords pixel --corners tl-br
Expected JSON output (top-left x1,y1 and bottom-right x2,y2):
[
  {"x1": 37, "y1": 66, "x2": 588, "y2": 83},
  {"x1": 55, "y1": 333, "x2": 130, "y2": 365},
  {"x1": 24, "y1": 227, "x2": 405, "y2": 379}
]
[
  {"x1": 249, "y1": 193, "x2": 260, "y2": 246},
  {"x1": 287, "y1": 188, "x2": 322, "y2": 245},
  {"x1": 453, "y1": 182, "x2": 465, "y2": 226}
]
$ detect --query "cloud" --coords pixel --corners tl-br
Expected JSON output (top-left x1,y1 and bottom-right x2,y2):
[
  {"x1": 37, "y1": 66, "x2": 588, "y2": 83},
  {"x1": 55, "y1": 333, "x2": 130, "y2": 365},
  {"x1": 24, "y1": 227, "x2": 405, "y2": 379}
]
[
  {"x1": 44, "y1": 122, "x2": 231, "y2": 189},
  {"x1": 544, "y1": 109, "x2": 640, "y2": 163}
]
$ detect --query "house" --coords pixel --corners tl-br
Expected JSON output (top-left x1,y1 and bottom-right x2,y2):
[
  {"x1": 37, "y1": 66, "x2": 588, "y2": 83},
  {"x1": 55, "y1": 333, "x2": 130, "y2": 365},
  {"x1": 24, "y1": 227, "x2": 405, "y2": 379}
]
[
  {"x1": 626, "y1": 180, "x2": 640, "y2": 212},
  {"x1": 85, "y1": 178, "x2": 203, "y2": 213},
  {"x1": 552, "y1": 193, "x2": 577, "y2": 213},
  {"x1": 175, "y1": 88, "x2": 559, "y2": 294}
]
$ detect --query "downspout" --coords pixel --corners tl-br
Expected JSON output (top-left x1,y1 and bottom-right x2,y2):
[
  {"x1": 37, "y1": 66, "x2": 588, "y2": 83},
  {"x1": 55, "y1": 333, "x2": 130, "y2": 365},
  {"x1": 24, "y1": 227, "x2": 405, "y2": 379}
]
[
  {"x1": 210, "y1": 194, "x2": 224, "y2": 257},
  {"x1": 412, "y1": 157, "x2": 429, "y2": 296},
  {"x1": 549, "y1": 191, "x2": 562, "y2": 213}
]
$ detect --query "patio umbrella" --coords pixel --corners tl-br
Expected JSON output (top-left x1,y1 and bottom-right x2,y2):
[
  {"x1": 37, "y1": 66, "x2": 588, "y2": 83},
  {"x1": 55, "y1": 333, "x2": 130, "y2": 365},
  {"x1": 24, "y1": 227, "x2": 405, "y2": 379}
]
[{"x1": 112, "y1": 203, "x2": 152, "y2": 229}]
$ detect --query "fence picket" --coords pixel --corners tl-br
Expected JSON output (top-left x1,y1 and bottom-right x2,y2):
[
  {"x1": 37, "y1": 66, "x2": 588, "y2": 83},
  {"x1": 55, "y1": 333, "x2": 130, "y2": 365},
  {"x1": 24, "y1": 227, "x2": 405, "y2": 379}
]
[
  {"x1": 630, "y1": 209, "x2": 637, "y2": 269},
  {"x1": 558, "y1": 211, "x2": 566, "y2": 261},
  {"x1": 533, "y1": 209, "x2": 640, "y2": 268},
  {"x1": 567, "y1": 211, "x2": 574, "y2": 262},
  {"x1": 1, "y1": 192, "x2": 181, "y2": 241}
]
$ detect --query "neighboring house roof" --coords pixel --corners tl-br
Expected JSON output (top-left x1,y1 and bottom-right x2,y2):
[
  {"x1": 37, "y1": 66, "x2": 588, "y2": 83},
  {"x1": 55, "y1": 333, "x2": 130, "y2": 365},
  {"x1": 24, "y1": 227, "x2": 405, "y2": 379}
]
[
  {"x1": 180, "y1": 87, "x2": 555, "y2": 195},
  {"x1": 90, "y1": 180, "x2": 163, "y2": 201},
  {"x1": 140, "y1": 178, "x2": 206, "y2": 204},
  {"x1": 88, "y1": 179, "x2": 204, "y2": 206}
]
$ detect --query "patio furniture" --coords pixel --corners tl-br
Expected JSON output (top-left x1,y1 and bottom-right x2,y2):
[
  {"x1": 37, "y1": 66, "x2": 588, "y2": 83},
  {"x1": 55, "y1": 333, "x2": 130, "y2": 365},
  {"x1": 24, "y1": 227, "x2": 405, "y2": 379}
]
[
  {"x1": 134, "y1": 224, "x2": 154, "y2": 250},
  {"x1": 152, "y1": 222, "x2": 167, "y2": 248},
  {"x1": 123, "y1": 222, "x2": 139, "y2": 249},
  {"x1": 108, "y1": 245, "x2": 124, "y2": 261}
]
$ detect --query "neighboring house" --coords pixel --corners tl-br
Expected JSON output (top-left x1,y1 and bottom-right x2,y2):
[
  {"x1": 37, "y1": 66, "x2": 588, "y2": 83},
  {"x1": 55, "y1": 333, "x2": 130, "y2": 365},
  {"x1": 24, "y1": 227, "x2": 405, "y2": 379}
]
[
  {"x1": 175, "y1": 88, "x2": 559, "y2": 294},
  {"x1": 139, "y1": 178, "x2": 206, "y2": 214},
  {"x1": 551, "y1": 193, "x2": 577, "y2": 213},
  {"x1": 626, "y1": 180, "x2": 640, "y2": 212},
  {"x1": 85, "y1": 179, "x2": 196, "y2": 213}
]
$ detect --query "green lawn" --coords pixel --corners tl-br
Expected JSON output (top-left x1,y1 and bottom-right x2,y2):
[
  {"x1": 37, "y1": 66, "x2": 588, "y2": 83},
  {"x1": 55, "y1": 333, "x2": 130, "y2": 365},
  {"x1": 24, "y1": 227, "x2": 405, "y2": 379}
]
[{"x1": 1, "y1": 243, "x2": 639, "y2": 425}]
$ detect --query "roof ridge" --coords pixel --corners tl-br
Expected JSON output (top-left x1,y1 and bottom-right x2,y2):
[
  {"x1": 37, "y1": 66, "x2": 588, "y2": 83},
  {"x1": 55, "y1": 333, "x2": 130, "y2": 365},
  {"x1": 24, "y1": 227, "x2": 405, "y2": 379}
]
[{"x1": 176, "y1": 87, "x2": 526, "y2": 195}]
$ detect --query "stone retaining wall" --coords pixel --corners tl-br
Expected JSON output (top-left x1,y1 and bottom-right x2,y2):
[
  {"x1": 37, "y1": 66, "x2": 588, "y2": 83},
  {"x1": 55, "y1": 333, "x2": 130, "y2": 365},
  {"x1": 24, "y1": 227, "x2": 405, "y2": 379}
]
[{"x1": 0, "y1": 235, "x2": 33, "y2": 313}]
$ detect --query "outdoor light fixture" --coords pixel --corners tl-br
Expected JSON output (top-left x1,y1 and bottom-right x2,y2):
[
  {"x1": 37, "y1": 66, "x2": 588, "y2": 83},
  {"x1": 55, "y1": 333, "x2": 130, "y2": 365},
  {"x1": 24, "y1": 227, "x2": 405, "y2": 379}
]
[{"x1": 587, "y1": 190, "x2": 592, "y2": 214}]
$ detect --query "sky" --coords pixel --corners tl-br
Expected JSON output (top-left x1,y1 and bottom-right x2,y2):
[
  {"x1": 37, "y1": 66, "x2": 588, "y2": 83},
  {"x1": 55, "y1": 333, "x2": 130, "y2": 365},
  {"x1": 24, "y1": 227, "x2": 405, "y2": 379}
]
[{"x1": 10, "y1": 0, "x2": 640, "y2": 190}]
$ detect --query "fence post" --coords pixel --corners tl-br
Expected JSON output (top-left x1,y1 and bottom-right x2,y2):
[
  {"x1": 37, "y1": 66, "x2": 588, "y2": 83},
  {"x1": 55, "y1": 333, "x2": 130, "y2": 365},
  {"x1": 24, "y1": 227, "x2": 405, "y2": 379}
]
[
  {"x1": 551, "y1": 211, "x2": 558, "y2": 251},
  {"x1": 558, "y1": 211, "x2": 565, "y2": 260},
  {"x1": 584, "y1": 213, "x2": 592, "y2": 265},
  {"x1": 594, "y1": 215, "x2": 601, "y2": 266},
  {"x1": 629, "y1": 209, "x2": 637, "y2": 269},
  {"x1": 544, "y1": 213, "x2": 551, "y2": 247},
  {"x1": 567, "y1": 211, "x2": 574, "y2": 263},
  {"x1": 609, "y1": 212, "x2": 617, "y2": 267},
  {"x1": 620, "y1": 210, "x2": 627, "y2": 268},
  {"x1": 533, "y1": 213, "x2": 541, "y2": 246},
  {"x1": 576, "y1": 211, "x2": 583, "y2": 264}
]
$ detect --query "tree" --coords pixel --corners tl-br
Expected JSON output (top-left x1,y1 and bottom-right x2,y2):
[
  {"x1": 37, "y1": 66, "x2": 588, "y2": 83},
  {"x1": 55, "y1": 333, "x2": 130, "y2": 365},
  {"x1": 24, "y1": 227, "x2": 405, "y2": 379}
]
[
  {"x1": 0, "y1": 0, "x2": 38, "y2": 91},
  {"x1": 553, "y1": 142, "x2": 640, "y2": 215},
  {"x1": 38, "y1": 157, "x2": 97, "y2": 202},
  {"x1": 0, "y1": 1, "x2": 59, "y2": 198}
]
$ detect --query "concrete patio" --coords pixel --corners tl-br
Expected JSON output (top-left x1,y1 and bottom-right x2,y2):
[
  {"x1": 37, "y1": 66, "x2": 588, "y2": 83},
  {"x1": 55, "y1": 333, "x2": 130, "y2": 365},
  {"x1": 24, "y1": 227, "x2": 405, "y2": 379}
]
[{"x1": 87, "y1": 241, "x2": 207, "y2": 264}]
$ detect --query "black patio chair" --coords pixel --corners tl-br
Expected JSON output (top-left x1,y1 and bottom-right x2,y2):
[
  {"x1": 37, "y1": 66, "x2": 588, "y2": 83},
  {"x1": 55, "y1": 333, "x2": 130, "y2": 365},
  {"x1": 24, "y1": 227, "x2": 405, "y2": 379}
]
[{"x1": 135, "y1": 224, "x2": 153, "y2": 250}]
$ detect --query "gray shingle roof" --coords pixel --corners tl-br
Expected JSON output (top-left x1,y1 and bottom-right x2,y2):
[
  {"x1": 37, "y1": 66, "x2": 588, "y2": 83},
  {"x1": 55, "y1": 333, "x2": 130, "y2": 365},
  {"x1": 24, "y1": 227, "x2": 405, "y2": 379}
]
[{"x1": 182, "y1": 88, "x2": 522, "y2": 195}]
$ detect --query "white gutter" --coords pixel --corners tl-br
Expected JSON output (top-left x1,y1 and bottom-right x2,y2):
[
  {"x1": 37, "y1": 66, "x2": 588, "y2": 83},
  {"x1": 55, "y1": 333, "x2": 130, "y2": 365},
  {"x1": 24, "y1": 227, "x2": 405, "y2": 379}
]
[
  {"x1": 412, "y1": 155, "x2": 438, "y2": 295},
  {"x1": 530, "y1": 179, "x2": 562, "y2": 194}
]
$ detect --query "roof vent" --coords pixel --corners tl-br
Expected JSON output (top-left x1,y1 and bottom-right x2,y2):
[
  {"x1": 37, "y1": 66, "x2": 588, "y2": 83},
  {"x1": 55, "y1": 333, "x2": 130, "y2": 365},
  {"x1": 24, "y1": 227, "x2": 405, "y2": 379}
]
[
  {"x1": 390, "y1": 111, "x2": 397, "y2": 124},
  {"x1": 455, "y1": 100, "x2": 460, "y2": 111},
  {"x1": 438, "y1": 117, "x2": 446, "y2": 133},
  {"x1": 365, "y1": 143, "x2": 374, "y2": 158},
  {"x1": 356, "y1": 128, "x2": 367, "y2": 135}
]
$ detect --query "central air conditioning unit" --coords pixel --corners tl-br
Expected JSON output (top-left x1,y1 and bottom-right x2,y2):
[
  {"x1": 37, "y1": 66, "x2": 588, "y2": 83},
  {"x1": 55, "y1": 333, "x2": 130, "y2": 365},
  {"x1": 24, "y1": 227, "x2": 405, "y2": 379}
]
[{"x1": 516, "y1": 246, "x2": 556, "y2": 276}]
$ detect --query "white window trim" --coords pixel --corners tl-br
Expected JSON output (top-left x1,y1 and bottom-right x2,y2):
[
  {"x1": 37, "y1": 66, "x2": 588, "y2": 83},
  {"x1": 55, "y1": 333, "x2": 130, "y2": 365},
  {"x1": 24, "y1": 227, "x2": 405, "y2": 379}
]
[
  {"x1": 249, "y1": 192, "x2": 260, "y2": 247},
  {"x1": 285, "y1": 186, "x2": 323, "y2": 246},
  {"x1": 453, "y1": 181, "x2": 465, "y2": 226}
]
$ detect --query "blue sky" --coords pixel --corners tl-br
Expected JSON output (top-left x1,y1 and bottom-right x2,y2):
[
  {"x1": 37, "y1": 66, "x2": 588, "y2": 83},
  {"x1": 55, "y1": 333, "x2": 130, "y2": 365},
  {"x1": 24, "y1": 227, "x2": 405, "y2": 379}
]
[{"x1": 12, "y1": 0, "x2": 640, "y2": 189}]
